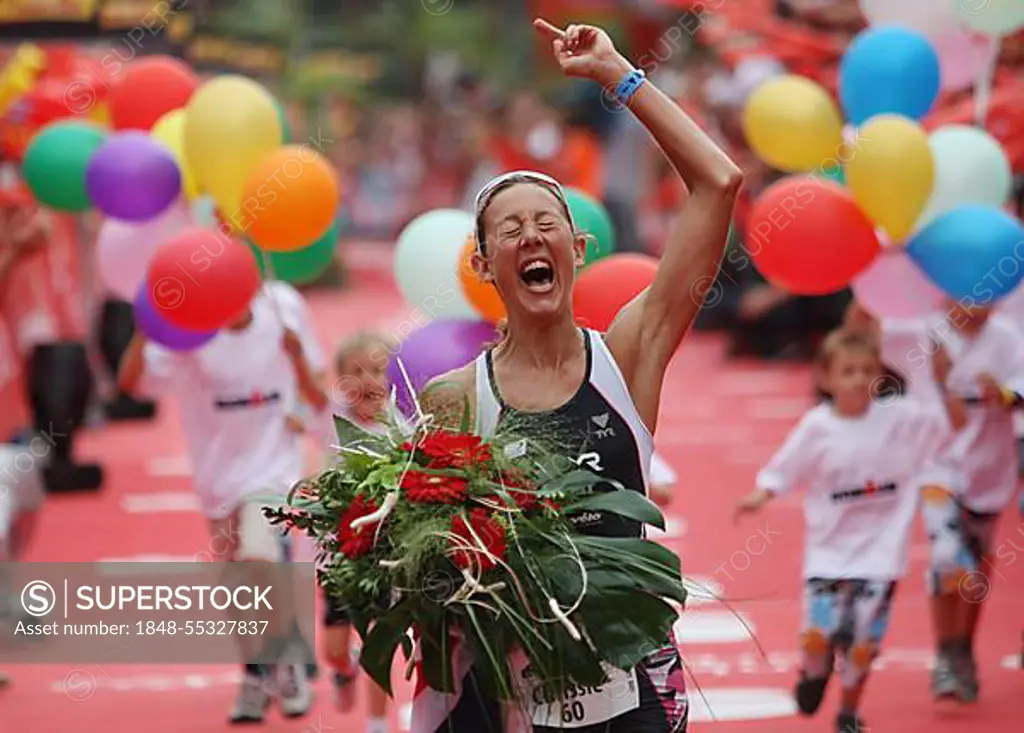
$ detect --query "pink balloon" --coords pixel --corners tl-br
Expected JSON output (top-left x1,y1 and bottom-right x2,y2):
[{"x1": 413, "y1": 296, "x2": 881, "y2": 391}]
[
  {"x1": 851, "y1": 248, "x2": 946, "y2": 319},
  {"x1": 931, "y1": 31, "x2": 993, "y2": 92},
  {"x1": 96, "y1": 199, "x2": 192, "y2": 301}
]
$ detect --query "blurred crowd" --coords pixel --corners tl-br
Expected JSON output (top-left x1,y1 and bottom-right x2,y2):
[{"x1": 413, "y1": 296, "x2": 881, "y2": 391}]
[{"x1": 279, "y1": 0, "x2": 1024, "y2": 363}]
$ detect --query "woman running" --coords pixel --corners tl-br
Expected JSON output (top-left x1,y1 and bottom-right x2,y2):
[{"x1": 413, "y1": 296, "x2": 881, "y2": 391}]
[{"x1": 411, "y1": 17, "x2": 741, "y2": 733}]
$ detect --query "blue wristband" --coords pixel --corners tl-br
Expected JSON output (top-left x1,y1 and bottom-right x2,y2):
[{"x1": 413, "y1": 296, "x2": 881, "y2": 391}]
[{"x1": 614, "y1": 69, "x2": 646, "y2": 106}]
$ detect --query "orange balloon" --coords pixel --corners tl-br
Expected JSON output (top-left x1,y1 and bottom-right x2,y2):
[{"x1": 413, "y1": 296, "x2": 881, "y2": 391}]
[
  {"x1": 458, "y1": 240, "x2": 506, "y2": 323},
  {"x1": 241, "y1": 145, "x2": 340, "y2": 252}
]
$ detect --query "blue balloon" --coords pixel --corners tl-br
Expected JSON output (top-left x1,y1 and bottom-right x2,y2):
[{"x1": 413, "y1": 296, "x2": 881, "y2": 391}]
[
  {"x1": 907, "y1": 206, "x2": 1024, "y2": 304},
  {"x1": 839, "y1": 27, "x2": 940, "y2": 126}
]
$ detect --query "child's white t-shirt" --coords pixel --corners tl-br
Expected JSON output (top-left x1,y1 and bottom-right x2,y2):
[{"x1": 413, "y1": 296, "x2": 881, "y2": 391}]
[
  {"x1": 139, "y1": 282, "x2": 326, "y2": 519},
  {"x1": 880, "y1": 314, "x2": 1024, "y2": 514},
  {"x1": 757, "y1": 400, "x2": 953, "y2": 581}
]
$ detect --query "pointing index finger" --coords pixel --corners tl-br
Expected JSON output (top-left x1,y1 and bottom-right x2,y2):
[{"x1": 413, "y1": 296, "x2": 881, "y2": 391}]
[{"x1": 533, "y1": 18, "x2": 565, "y2": 40}]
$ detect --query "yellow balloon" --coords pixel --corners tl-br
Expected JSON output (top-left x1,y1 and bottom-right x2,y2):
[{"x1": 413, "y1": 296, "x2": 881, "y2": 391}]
[
  {"x1": 183, "y1": 75, "x2": 281, "y2": 222},
  {"x1": 846, "y1": 115, "x2": 934, "y2": 242},
  {"x1": 152, "y1": 109, "x2": 199, "y2": 199},
  {"x1": 742, "y1": 75, "x2": 843, "y2": 173}
]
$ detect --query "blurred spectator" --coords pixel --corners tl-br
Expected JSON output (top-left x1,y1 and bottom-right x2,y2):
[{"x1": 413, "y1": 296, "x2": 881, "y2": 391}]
[{"x1": 490, "y1": 90, "x2": 604, "y2": 198}]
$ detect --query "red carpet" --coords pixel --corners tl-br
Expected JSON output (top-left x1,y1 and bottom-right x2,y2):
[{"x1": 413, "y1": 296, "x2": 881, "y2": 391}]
[{"x1": 4, "y1": 269, "x2": 1021, "y2": 732}]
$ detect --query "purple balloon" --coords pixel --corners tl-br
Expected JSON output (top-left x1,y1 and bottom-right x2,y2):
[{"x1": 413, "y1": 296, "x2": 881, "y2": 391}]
[
  {"x1": 387, "y1": 319, "x2": 498, "y2": 417},
  {"x1": 133, "y1": 284, "x2": 216, "y2": 351},
  {"x1": 86, "y1": 131, "x2": 181, "y2": 222}
]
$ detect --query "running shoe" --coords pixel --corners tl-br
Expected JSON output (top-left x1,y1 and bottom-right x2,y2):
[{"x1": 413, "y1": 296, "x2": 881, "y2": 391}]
[
  {"x1": 931, "y1": 652, "x2": 959, "y2": 700},
  {"x1": 955, "y1": 649, "x2": 979, "y2": 703},
  {"x1": 275, "y1": 664, "x2": 312, "y2": 718},
  {"x1": 229, "y1": 673, "x2": 271, "y2": 724},
  {"x1": 835, "y1": 711, "x2": 865, "y2": 733},
  {"x1": 794, "y1": 672, "x2": 830, "y2": 715}
]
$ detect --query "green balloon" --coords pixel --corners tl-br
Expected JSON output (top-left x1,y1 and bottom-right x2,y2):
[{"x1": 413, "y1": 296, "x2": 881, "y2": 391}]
[
  {"x1": 249, "y1": 222, "x2": 337, "y2": 285},
  {"x1": 565, "y1": 188, "x2": 615, "y2": 267},
  {"x1": 275, "y1": 100, "x2": 292, "y2": 144},
  {"x1": 819, "y1": 162, "x2": 846, "y2": 186},
  {"x1": 21, "y1": 121, "x2": 107, "y2": 212}
]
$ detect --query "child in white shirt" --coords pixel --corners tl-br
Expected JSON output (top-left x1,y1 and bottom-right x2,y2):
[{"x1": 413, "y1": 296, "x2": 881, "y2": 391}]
[
  {"x1": 736, "y1": 329, "x2": 965, "y2": 733},
  {"x1": 314, "y1": 330, "x2": 400, "y2": 733},
  {"x1": 119, "y1": 280, "x2": 328, "y2": 724}
]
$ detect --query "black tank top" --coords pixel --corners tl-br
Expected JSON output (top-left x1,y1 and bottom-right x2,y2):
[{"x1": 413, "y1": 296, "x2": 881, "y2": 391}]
[{"x1": 474, "y1": 329, "x2": 654, "y2": 538}]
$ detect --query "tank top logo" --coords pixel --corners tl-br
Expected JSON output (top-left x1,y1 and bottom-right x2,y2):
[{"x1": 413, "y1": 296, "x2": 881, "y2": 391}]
[
  {"x1": 575, "y1": 452, "x2": 604, "y2": 472},
  {"x1": 591, "y1": 412, "x2": 615, "y2": 439}
]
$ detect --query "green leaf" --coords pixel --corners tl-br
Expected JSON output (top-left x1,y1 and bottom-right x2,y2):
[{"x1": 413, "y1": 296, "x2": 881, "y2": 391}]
[
  {"x1": 525, "y1": 537, "x2": 686, "y2": 609},
  {"x1": 335, "y1": 414, "x2": 389, "y2": 451},
  {"x1": 464, "y1": 605, "x2": 514, "y2": 701},
  {"x1": 566, "y1": 490, "x2": 666, "y2": 531},
  {"x1": 359, "y1": 601, "x2": 413, "y2": 696},
  {"x1": 536, "y1": 469, "x2": 609, "y2": 498},
  {"x1": 579, "y1": 591, "x2": 678, "y2": 670},
  {"x1": 418, "y1": 612, "x2": 455, "y2": 694}
]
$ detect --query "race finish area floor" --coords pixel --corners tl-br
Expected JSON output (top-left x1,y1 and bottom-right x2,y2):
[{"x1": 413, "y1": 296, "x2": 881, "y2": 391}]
[{"x1": 3, "y1": 269, "x2": 1022, "y2": 732}]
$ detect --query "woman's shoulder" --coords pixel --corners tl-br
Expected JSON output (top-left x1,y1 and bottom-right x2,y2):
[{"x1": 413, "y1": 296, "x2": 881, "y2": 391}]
[{"x1": 420, "y1": 362, "x2": 478, "y2": 428}]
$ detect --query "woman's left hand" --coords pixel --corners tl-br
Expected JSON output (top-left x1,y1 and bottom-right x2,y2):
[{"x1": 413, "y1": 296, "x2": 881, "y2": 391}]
[{"x1": 532, "y1": 18, "x2": 626, "y2": 83}]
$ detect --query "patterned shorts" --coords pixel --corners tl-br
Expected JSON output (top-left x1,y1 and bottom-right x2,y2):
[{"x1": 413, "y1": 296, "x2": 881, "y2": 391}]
[{"x1": 800, "y1": 578, "x2": 896, "y2": 688}]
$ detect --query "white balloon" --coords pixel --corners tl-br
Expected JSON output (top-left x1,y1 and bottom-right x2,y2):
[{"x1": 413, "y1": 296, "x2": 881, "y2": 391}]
[
  {"x1": 954, "y1": 0, "x2": 1024, "y2": 37},
  {"x1": 916, "y1": 125, "x2": 1012, "y2": 230},
  {"x1": 859, "y1": 0, "x2": 961, "y2": 35},
  {"x1": 96, "y1": 200, "x2": 193, "y2": 301},
  {"x1": 393, "y1": 209, "x2": 477, "y2": 321},
  {"x1": 851, "y1": 248, "x2": 946, "y2": 319}
]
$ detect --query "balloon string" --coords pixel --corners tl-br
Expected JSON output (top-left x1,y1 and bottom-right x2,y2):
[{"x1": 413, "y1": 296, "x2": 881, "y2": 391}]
[
  {"x1": 974, "y1": 36, "x2": 1001, "y2": 129},
  {"x1": 258, "y1": 247, "x2": 286, "y2": 326}
]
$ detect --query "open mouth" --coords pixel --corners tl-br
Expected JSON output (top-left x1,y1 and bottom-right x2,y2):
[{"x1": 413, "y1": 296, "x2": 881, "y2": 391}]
[{"x1": 519, "y1": 258, "x2": 555, "y2": 292}]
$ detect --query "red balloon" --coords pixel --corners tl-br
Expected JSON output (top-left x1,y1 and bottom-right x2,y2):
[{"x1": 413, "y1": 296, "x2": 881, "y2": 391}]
[
  {"x1": 573, "y1": 254, "x2": 659, "y2": 331},
  {"x1": 746, "y1": 178, "x2": 881, "y2": 295},
  {"x1": 108, "y1": 56, "x2": 198, "y2": 131},
  {"x1": 145, "y1": 227, "x2": 262, "y2": 331}
]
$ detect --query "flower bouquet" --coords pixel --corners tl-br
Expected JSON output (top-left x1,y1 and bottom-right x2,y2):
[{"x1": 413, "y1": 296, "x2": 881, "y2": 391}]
[{"x1": 265, "y1": 398, "x2": 687, "y2": 704}]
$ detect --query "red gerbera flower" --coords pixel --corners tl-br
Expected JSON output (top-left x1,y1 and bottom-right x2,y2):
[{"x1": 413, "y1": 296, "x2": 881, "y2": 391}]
[
  {"x1": 497, "y1": 470, "x2": 538, "y2": 511},
  {"x1": 420, "y1": 431, "x2": 493, "y2": 469},
  {"x1": 401, "y1": 470, "x2": 470, "y2": 504},
  {"x1": 450, "y1": 509, "x2": 506, "y2": 572},
  {"x1": 337, "y1": 495, "x2": 381, "y2": 558}
]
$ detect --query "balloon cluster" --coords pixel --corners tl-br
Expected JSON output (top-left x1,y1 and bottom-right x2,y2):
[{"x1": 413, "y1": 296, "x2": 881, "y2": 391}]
[
  {"x1": 16, "y1": 56, "x2": 341, "y2": 351},
  {"x1": 388, "y1": 186, "x2": 653, "y2": 412},
  {"x1": 741, "y1": 2, "x2": 1024, "y2": 316}
]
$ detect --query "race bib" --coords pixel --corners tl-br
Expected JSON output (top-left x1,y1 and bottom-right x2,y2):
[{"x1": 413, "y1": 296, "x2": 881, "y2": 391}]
[{"x1": 523, "y1": 663, "x2": 640, "y2": 728}]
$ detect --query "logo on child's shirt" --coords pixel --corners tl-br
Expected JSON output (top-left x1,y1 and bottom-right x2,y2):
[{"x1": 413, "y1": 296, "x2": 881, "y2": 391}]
[
  {"x1": 214, "y1": 390, "x2": 282, "y2": 410},
  {"x1": 830, "y1": 480, "x2": 897, "y2": 503}
]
